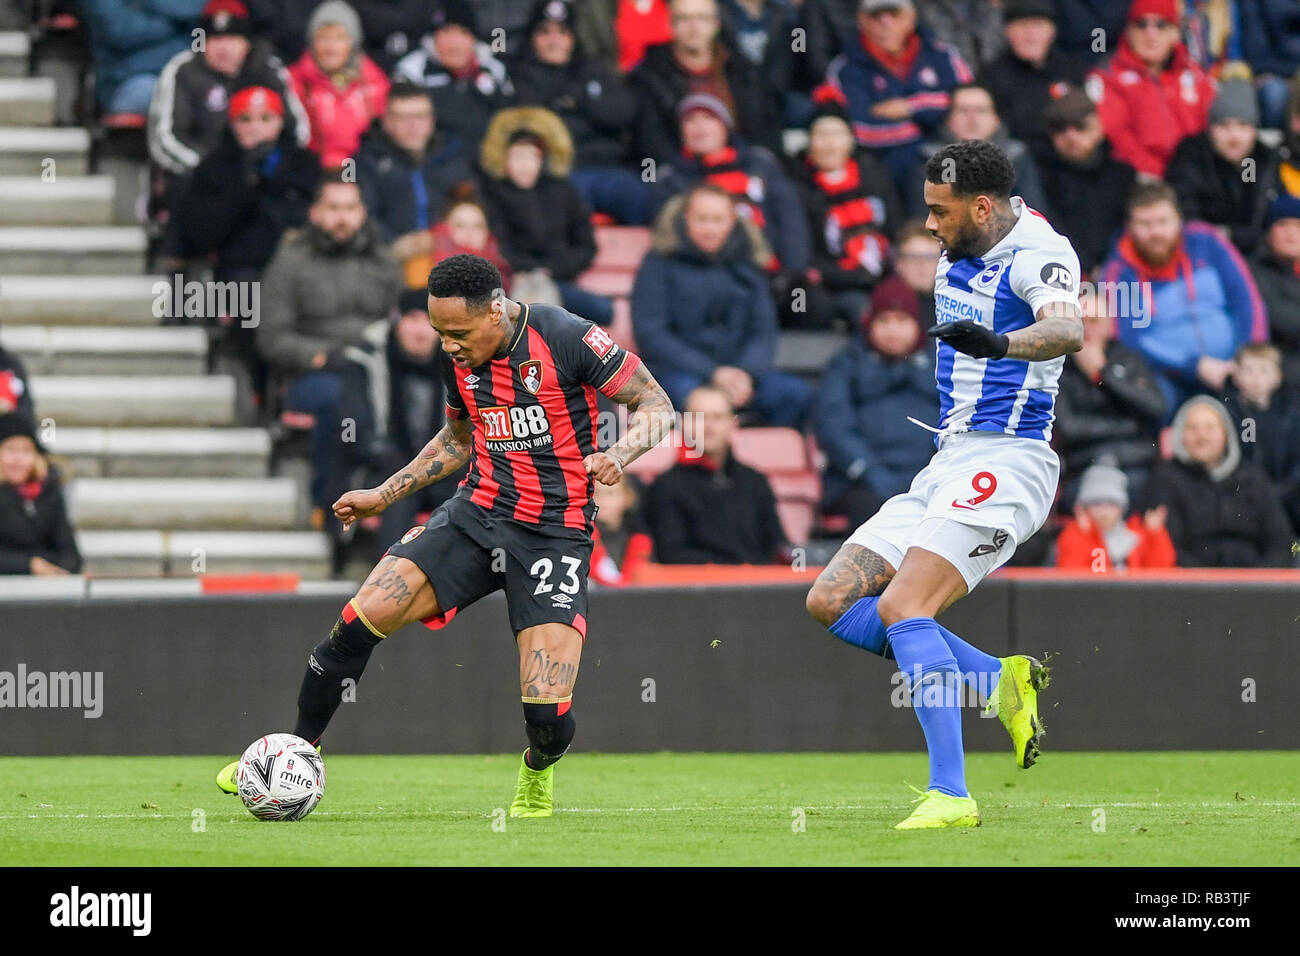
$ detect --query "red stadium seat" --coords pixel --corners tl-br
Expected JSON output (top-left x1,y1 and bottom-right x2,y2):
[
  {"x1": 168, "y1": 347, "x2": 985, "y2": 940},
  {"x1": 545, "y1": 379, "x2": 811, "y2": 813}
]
[
  {"x1": 100, "y1": 112, "x2": 146, "y2": 129},
  {"x1": 625, "y1": 440, "x2": 677, "y2": 482},
  {"x1": 576, "y1": 269, "x2": 636, "y2": 297},
  {"x1": 777, "y1": 501, "x2": 816, "y2": 547},
  {"x1": 730, "y1": 428, "x2": 810, "y2": 471},
  {"x1": 609, "y1": 298, "x2": 637, "y2": 351},
  {"x1": 591, "y1": 226, "x2": 653, "y2": 272},
  {"x1": 1159, "y1": 426, "x2": 1173, "y2": 459}
]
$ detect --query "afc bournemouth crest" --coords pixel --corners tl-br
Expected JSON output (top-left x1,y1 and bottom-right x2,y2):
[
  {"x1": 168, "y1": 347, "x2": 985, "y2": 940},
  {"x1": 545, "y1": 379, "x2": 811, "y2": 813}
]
[
  {"x1": 519, "y1": 360, "x2": 543, "y2": 394},
  {"x1": 399, "y1": 526, "x2": 425, "y2": 544}
]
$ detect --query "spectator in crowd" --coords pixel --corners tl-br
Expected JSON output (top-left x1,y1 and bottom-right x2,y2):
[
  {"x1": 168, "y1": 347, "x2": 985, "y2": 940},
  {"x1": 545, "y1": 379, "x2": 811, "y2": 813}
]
[
  {"x1": 589, "y1": 474, "x2": 653, "y2": 585},
  {"x1": 1051, "y1": 0, "x2": 1133, "y2": 65},
  {"x1": 356, "y1": 79, "x2": 473, "y2": 273},
  {"x1": 1086, "y1": 0, "x2": 1215, "y2": 179},
  {"x1": 1035, "y1": 87, "x2": 1136, "y2": 274},
  {"x1": 1234, "y1": 0, "x2": 1300, "y2": 131},
  {"x1": 244, "y1": 0, "x2": 327, "y2": 63},
  {"x1": 892, "y1": 219, "x2": 940, "y2": 326},
  {"x1": 642, "y1": 384, "x2": 787, "y2": 564},
  {"x1": 419, "y1": 193, "x2": 514, "y2": 291},
  {"x1": 511, "y1": 0, "x2": 646, "y2": 225},
  {"x1": 477, "y1": 108, "x2": 611, "y2": 325},
  {"x1": 0, "y1": 329, "x2": 36, "y2": 433},
  {"x1": 718, "y1": 0, "x2": 801, "y2": 123},
  {"x1": 83, "y1": 0, "x2": 205, "y2": 116},
  {"x1": 354, "y1": 0, "x2": 433, "y2": 73},
  {"x1": 256, "y1": 175, "x2": 402, "y2": 522},
  {"x1": 470, "y1": 0, "x2": 536, "y2": 58},
  {"x1": 0, "y1": 416, "x2": 82, "y2": 577},
  {"x1": 1250, "y1": 194, "x2": 1300, "y2": 389},
  {"x1": 1138, "y1": 395, "x2": 1295, "y2": 567},
  {"x1": 574, "y1": 0, "x2": 674, "y2": 73},
  {"x1": 799, "y1": 0, "x2": 858, "y2": 86},
  {"x1": 1165, "y1": 76, "x2": 1282, "y2": 257},
  {"x1": 977, "y1": 0, "x2": 1087, "y2": 161},
  {"x1": 1100, "y1": 181, "x2": 1268, "y2": 416},
  {"x1": 633, "y1": 185, "x2": 812, "y2": 427},
  {"x1": 331, "y1": 288, "x2": 465, "y2": 552},
  {"x1": 814, "y1": 276, "x2": 937, "y2": 527},
  {"x1": 791, "y1": 86, "x2": 902, "y2": 327},
  {"x1": 1222, "y1": 342, "x2": 1300, "y2": 534},
  {"x1": 629, "y1": 0, "x2": 783, "y2": 163},
  {"x1": 1179, "y1": 0, "x2": 1234, "y2": 71},
  {"x1": 286, "y1": 1, "x2": 390, "y2": 168},
  {"x1": 910, "y1": 83, "x2": 1048, "y2": 219},
  {"x1": 149, "y1": 0, "x2": 309, "y2": 180},
  {"x1": 1055, "y1": 462, "x2": 1176, "y2": 571},
  {"x1": 652, "y1": 92, "x2": 811, "y2": 286},
  {"x1": 917, "y1": 0, "x2": 1004, "y2": 73},
  {"x1": 169, "y1": 85, "x2": 321, "y2": 402},
  {"x1": 1054, "y1": 288, "x2": 1166, "y2": 510},
  {"x1": 825, "y1": 0, "x2": 972, "y2": 198},
  {"x1": 393, "y1": 0, "x2": 515, "y2": 150}
]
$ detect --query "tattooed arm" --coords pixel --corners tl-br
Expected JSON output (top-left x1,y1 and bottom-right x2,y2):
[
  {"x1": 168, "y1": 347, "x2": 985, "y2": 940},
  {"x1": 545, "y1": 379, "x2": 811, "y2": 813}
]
[
  {"x1": 332, "y1": 415, "x2": 474, "y2": 529},
  {"x1": 583, "y1": 361, "x2": 676, "y2": 485},
  {"x1": 1003, "y1": 301, "x2": 1085, "y2": 361}
]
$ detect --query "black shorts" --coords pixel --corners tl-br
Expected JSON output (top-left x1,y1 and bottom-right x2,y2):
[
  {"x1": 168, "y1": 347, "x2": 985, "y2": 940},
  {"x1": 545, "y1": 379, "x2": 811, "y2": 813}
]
[{"x1": 385, "y1": 497, "x2": 592, "y2": 639}]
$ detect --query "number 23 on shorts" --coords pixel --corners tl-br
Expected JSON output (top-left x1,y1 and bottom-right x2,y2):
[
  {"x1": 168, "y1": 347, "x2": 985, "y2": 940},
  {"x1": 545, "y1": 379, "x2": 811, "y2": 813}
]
[{"x1": 951, "y1": 471, "x2": 998, "y2": 511}]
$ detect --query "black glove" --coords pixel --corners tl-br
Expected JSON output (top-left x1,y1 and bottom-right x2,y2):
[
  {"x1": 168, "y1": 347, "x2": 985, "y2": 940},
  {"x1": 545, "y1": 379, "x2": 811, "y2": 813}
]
[{"x1": 927, "y1": 320, "x2": 1009, "y2": 359}]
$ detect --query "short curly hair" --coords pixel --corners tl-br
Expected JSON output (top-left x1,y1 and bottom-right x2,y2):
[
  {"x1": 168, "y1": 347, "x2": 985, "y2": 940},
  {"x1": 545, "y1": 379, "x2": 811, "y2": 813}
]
[
  {"x1": 924, "y1": 140, "x2": 1015, "y2": 199},
  {"x1": 427, "y1": 254, "x2": 503, "y2": 311}
]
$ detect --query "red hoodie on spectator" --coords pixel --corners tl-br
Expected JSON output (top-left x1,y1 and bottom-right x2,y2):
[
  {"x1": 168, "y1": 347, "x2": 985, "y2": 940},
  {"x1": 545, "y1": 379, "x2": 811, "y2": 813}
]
[
  {"x1": 288, "y1": 52, "x2": 390, "y2": 167},
  {"x1": 1087, "y1": 35, "x2": 1213, "y2": 177},
  {"x1": 1056, "y1": 514, "x2": 1177, "y2": 571}
]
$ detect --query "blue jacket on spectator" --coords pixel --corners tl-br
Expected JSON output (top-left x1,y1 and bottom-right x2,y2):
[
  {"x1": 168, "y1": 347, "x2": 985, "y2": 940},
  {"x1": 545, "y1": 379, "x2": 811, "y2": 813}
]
[
  {"x1": 356, "y1": 126, "x2": 473, "y2": 242},
  {"x1": 1099, "y1": 221, "x2": 1269, "y2": 413},
  {"x1": 83, "y1": 0, "x2": 206, "y2": 111},
  {"x1": 1235, "y1": 0, "x2": 1300, "y2": 78}
]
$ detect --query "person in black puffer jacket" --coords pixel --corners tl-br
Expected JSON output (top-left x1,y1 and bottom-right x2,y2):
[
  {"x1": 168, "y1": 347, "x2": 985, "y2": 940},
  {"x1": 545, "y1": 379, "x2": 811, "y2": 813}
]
[
  {"x1": 1137, "y1": 395, "x2": 1295, "y2": 568},
  {"x1": 0, "y1": 415, "x2": 82, "y2": 577}
]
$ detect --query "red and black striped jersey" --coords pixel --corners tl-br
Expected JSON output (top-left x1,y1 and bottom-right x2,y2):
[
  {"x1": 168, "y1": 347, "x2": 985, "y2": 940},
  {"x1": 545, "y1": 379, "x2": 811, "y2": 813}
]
[{"x1": 441, "y1": 303, "x2": 641, "y2": 534}]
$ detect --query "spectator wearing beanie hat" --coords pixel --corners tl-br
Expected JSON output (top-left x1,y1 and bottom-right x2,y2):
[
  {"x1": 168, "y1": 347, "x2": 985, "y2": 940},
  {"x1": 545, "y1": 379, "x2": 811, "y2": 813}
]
[
  {"x1": 789, "y1": 85, "x2": 902, "y2": 328},
  {"x1": 1165, "y1": 75, "x2": 1283, "y2": 257},
  {"x1": 1085, "y1": 0, "x2": 1214, "y2": 178},
  {"x1": 813, "y1": 275, "x2": 937, "y2": 527},
  {"x1": 287, "y1": 1, "x2": 390, "y2": 168},
  {"x1": 149, "y1": 0, "x2": 309, "y2": 179},
  {"x1": 393, "y1": 0, "x2": 516, "y2": 151},
  {"x1": 1251, "y1": 193, "x2": 1300, "y2": 389},
  {"x1": 1055, "y1": 463, "x2": 1175, "y2": 571},
  {"x1": 0, "y1": 414, "x2": 82, "y2": 577}
]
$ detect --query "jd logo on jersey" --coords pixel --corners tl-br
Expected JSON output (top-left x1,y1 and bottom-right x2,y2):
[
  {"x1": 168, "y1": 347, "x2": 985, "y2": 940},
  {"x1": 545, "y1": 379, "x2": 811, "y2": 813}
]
[
  {"x1": 519, "y1": 360, "x2": 543, "y2": 395},
  {"x1": 1040, "y1": 263, "x2": 1074, "y2": 291}
]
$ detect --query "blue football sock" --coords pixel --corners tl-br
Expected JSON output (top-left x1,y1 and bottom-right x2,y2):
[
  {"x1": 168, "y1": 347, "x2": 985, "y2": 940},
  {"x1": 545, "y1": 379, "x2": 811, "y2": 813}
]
[
  {"x1": 887, "y1": 616, "x2": 967, "y2": 798},
  {"x1": 828, "y1": 596, "x2": 891, "y2": 657},
  {"x1": 937, "y1": 625, "x2": 1002, "y2": 703}
]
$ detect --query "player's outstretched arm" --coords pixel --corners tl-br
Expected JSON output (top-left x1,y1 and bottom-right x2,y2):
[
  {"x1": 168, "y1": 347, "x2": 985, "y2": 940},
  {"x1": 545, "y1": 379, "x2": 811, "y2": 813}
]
[
  {"x1": 332, "y1": 416, "x2": 474, "y2": 529},
  {"x1": 583, "y1": 362, "x2": 675, "y2": 485},
  {"x1": 1003, "y1": 301, "x2": 1085, "y2": 361}
]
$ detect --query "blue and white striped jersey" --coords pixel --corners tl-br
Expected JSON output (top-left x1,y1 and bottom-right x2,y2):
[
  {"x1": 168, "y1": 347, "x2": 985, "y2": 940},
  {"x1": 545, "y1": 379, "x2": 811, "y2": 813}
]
[{"x1": 931, "y1": 197, "x2": 1081, "y2": 442}]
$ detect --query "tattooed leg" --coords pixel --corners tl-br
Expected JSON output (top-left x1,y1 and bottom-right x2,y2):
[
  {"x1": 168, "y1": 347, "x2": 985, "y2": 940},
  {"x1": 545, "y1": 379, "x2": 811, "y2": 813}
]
[
  {"x1": 516, "y1": 623, "x2": 582, "y2": 770},
  {"x1": 805, "y1": 543, "x2": 896, "y2": 628},
  {"x1": 353, "y1": 555, "x2": 441, "y2": 633}
]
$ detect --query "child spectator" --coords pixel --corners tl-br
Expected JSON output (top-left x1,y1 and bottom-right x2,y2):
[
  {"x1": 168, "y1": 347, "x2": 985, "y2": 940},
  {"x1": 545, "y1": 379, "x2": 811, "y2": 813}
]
[
  {"x1": 1055, "y1": 463, "x2": 1176, "y2": 571},
  {"x1": 590, "y1": 475, "x2": 653, "y2": 586},
  {"x1": 1222, "y1": 343, "x2": 1300, "y2": 535},
  {"x1": 0, "y1": 417, "x2": 82, "y2": 576},
  {"x1": 404, "y1": 193, "x2": 514, "y2": 293},
  {"x1": 287, "y1": 0, "x2": 390, "y2": 168}
]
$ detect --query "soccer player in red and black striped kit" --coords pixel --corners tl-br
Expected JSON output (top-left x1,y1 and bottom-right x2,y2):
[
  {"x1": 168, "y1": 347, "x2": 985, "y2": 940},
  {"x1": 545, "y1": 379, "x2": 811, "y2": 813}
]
[{"x1": 216, "y1": 254, "x2": 675, "y2": 816}]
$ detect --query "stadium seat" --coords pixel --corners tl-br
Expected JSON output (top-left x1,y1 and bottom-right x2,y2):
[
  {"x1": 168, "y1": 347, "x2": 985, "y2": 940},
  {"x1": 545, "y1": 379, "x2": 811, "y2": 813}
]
[
  {"x1": 590, "y1": 226, "x2": 653, "y2": 272},
  {"x1": 730, "y1": 427, "x2": 810, "y2": 471},
  {"x1": 625, "y1": 439, "x2": 678, "y2": 482},
  {"x1": 775, "y1": 330, "x2": 852, "y2": 375},
  {"x1": 777, "y1": 501, "x2": 816, "y2": 548},
  {"x1": 574, "y1": 268, "x2": 635, "y2": 298},
  {"x1": 609, "y1": 297, "x2": 636, "y2": 351},
  {"x1": 98, "y1": 112, "x2": 145, "y2": 130},
  {"x1": 1159, "y1": 426, "x2": 1173, "y2": 459}
]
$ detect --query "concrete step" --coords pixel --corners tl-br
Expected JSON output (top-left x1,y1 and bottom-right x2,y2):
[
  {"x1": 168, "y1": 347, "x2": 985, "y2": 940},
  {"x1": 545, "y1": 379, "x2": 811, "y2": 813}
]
[
  {"x1": 1, "y1": 325, "x2": 207, "y2": 374},
  {"x1": 67, "y1": 477, "x2": 300, "y2": 530},
  {"x1": 31, "y1": 375, "x2": 237, "y2": 426},
  {"x1": 0, "y1": 76, "x2": 56, "y2": 125},
  {"x1": 0, "y1": 226, "x2": 146, "y2": 274},
  {"x1": 0, "y1": 275, "x2": 165, "y2": 324},
  {"x1": 0, "y1": 126, "x2": 90, "y2": 175},
  {"x1": 0, "y1": 175, "x2": 115, "y2": 224},
  {"x1": 76, "y1": 529, "x2": 331, "y2": 578},
  {"x1": 45, "y1": 427, "x2": 271, "y2": 478},
  {"x1": 0, "y1": 31, "x2": 30, "y2": 77}
]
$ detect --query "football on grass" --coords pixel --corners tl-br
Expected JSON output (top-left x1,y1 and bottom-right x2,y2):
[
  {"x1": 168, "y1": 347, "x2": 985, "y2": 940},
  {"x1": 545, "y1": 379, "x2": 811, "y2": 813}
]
[{"x1": 236, "y1": 733, "x2": 325, "y2": 821}]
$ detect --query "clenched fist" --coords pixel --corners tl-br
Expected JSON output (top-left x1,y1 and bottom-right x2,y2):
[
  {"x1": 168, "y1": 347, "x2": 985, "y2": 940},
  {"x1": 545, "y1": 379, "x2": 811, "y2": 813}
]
[
  {"x1": 332, "y1": 488, "x2": 387, "y2": 531},
  {"x1": 583, "y1": 452, "x2": 624, "y2": 485}
]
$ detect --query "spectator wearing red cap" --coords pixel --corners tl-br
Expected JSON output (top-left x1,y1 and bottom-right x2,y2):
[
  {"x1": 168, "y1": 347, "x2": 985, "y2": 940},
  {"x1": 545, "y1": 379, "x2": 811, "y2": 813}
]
[
  {"x1": 83, "y1": 0, "x2": 207, "y2": 116},
  {"x1": 149, "y1": 0, "x2": 309, "y2": 179},
  {"x1": 1085, "y1": 0, "x2": 1215, "y2": 178},
  {"x1": 393, "y1": 0, "x2": 516, "y2": 151},
  {"x1": 790, "y1": 87, "x2": 901, "y2": 327},
  {"x1": 287, "y1": 1, "x2": 390, "y2": 168},
  {"x1": 812, "y1": 275, "x2": 937, "y2": 527}
]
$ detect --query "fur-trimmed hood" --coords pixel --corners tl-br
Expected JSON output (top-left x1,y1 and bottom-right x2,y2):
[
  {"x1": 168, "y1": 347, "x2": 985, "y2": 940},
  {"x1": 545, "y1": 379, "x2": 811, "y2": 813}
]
[
  {"x1": 478, "y1": 106, "x2": 574, "y2": 179},
  {"x1": 650, "y1": 192, "x2": 772, "y2": 270}
]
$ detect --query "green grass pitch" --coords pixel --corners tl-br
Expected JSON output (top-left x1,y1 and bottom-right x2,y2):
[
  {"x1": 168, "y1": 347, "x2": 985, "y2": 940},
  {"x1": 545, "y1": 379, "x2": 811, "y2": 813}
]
[{"x1": 2, "y1": 752, "x2": 1296, "y2": 866}]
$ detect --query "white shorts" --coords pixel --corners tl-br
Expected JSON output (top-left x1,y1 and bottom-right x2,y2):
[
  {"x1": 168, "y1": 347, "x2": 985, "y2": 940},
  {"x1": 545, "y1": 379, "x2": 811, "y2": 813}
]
[{"x1": 845, "y1": 431, "x2": 1060, "y2": 592}]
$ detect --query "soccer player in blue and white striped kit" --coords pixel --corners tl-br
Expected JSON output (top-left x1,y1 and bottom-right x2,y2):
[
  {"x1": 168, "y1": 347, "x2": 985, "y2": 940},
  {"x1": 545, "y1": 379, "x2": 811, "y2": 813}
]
[{"x1": 806, "y1": 140, "x2": 1084, "y2": 829}]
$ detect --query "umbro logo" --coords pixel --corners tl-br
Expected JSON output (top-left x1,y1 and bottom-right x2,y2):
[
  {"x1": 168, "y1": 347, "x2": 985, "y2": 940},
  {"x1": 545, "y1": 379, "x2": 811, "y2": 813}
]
[
  {"x1": 464, "y1": 374, "x2": 480, "y2": 389},
  {"x1": 550, "y1": 593, "x2": 574, "y2": 608},
  {"x1": 968, "y1": 529, "x2": 1009, "y2": 558}
]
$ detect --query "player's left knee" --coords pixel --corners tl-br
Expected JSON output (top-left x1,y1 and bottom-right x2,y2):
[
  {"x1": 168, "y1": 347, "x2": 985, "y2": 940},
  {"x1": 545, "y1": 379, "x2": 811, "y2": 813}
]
[{"x1": 522, "y1": 697, "x2": 575, "y2": 766}]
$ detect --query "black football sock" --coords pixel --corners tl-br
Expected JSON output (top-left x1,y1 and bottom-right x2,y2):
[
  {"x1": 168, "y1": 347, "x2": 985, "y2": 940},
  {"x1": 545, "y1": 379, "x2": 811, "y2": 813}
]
[
  {"x1": 295, "y1": 601, "x2": 385, "y2": 746},
  {"x1": 522, "y1": 697, "x2": 575, "y2": 770}
]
